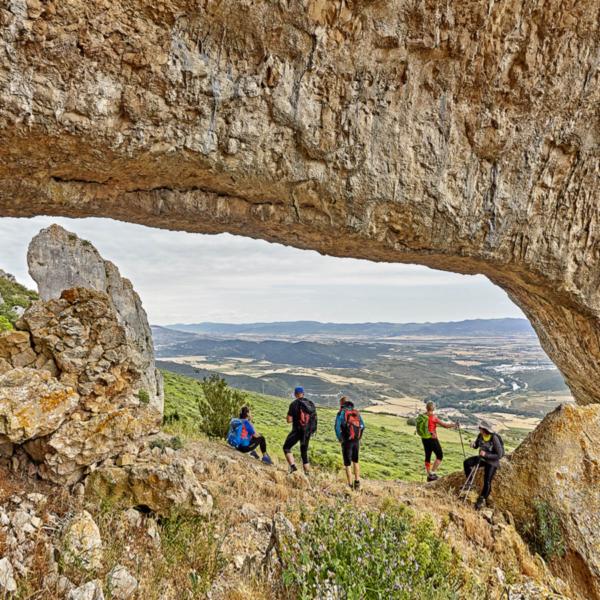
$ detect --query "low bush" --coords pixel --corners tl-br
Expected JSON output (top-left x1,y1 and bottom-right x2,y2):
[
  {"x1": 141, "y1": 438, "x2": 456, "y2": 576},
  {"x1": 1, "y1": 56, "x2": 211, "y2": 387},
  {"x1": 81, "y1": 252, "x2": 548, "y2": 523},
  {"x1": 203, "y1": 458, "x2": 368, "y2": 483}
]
[
  {"x1": 523, "y1": 500, "x2": 566, "y2": 560},
  {"x1": 149, "y1": 436, "x2": 184, "y2": 451},
  {"x1": 199, "y1": 374, "x2": 247, "y2": 438},
  {"x1": 0, "y1": 315, "x2": 12, "y2": 332},
  {"x1": 281, "y1": 502, "x2": 473, "y2": 600}
]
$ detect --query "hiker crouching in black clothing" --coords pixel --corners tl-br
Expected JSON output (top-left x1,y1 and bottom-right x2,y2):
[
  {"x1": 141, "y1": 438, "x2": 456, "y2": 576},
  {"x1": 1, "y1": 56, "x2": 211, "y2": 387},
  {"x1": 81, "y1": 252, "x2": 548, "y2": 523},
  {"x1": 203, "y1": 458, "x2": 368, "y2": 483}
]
[
  {"x1": 463, "y1": 420, "x2": 504, "y2": 510},
  {"x1": 283, "y1": 386, "x2": 317, "y2": 475}
]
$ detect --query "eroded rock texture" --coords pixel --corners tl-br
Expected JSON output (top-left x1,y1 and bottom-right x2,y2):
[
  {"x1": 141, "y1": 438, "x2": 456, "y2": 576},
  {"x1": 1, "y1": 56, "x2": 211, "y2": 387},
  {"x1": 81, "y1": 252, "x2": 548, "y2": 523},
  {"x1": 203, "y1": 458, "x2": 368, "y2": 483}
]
[
  {"x1": 0, "y1": 0, "x2": 597, "y2": 403},
  {"x1": 0, "y1": 231, "x2": 163, "y2": 483},
  {"x1": 495, "y1": 404, "x2": 600, "y2": 600},
  {"x1": 28, "y1": 225, "x2": 163, "y2": 412}
]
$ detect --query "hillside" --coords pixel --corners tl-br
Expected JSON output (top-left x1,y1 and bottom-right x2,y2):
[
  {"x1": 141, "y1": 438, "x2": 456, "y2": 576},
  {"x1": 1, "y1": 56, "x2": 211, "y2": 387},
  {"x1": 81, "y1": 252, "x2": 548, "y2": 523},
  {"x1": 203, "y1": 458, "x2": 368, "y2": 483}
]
[
  {"x1": 161, "y1": 369, "x2": 528, "y2": 482},
  {"x1": 166, "y1": 318, "x2": 535, "y2": 338},
  {"x1": 153, "y1": 320, "x2": 570, "y2": 430},
  {"x1": 0, "y1": 270, "x2": 38, "y2": 326}
]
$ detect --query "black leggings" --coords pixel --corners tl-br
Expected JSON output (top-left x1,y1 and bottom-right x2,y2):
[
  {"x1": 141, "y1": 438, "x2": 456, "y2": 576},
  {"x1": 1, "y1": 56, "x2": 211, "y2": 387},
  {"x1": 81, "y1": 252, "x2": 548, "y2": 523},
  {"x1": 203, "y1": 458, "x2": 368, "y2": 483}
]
[
  {"x1": 283, "y1": 429, "x2": 310, "y2": 465},
  {"x1": 422, "y1": 437, "x2": 443, "y2": 464},
  {"x1": 238, "y1": 435, "x2": 267, "y2": 455},
  {"x1": 463, "y1": 456, "x2": 497, "y2": 499}
]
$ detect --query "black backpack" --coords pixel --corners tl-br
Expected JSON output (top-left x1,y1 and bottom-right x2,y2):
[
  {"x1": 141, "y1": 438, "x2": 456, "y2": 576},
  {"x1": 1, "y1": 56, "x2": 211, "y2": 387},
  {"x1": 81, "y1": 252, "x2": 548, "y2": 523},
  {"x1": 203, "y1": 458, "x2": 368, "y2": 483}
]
[{"x1": 495, "y1": 433, "x2": 505, "y2": 459}]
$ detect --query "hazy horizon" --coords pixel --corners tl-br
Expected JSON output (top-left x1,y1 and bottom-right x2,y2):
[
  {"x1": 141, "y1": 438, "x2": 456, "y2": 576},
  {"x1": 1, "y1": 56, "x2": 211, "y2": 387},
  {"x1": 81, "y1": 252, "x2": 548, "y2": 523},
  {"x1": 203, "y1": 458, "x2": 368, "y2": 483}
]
[{"x1": 1, "y1": 216, "x2": 526, "y2": 325}]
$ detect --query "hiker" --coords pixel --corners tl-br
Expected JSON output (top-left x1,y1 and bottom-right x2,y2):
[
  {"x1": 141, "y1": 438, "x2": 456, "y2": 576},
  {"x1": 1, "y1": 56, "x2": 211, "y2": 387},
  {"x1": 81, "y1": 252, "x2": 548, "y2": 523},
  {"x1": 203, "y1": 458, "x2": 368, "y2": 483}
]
[
  {"x1": 283, "y1": 386, "x2": 317, "y2": 474},
  {"x1": 335, "y1": 396, "x2": 365, "y2": 490},
  {"x1": 226, "y1": 406, "x2": 273, "y2": 465},
  {"x1": 416, "y1": 401, "x2": 458, "y2": 481},
  {"x1": 463, "y1": 420, "x2": 504, "y2": 509}
]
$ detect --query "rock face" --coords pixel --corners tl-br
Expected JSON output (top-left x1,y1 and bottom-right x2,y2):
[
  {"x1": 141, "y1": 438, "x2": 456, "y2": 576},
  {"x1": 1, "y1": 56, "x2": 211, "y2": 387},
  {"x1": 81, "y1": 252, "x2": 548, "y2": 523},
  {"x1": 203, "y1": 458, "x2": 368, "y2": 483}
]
[
  {"x1": 0, "y1": 230, "x2": 163, "y2": 483},
  {"x1": 28, "y1": 225, "x2": 163, "y2": 412},
  {"x1": 0, "y1": 1, "x2": 598, "y2": 405},
  {"x1": 85, "y1": 450, "x2": 213, "y2": 517},
  {"x1": 0, "y1": 368, "x2": 79, "y2": 442},
  {"x1": 494, "y1": 404, "x2": 600, "y2": 600}
]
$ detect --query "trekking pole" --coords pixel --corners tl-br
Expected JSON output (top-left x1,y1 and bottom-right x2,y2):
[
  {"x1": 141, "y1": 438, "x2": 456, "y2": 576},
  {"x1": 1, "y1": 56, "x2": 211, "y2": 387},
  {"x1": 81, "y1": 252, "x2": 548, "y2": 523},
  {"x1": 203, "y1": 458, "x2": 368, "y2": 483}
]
[
  {"x1": 457, "y1": 421, "x2": 466, "y2": 460},
  {"x1": 458, "y1": 459, "x2": 480, "y2": 501}
]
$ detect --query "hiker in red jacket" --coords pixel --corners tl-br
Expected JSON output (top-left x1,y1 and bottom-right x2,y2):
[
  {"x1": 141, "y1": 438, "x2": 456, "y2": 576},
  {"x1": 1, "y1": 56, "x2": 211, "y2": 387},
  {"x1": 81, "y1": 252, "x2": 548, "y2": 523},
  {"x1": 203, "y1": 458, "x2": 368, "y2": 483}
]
[{"x1": 421, "y1": 401, "x2": 458, "y2": 481}]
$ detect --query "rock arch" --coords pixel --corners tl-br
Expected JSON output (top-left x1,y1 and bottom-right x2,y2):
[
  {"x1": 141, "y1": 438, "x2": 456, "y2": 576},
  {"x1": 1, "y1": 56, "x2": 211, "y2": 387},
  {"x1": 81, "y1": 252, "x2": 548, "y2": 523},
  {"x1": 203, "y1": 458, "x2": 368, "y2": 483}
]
[{"x1": 0, "y1": 0, "x2": 598, "y2": 403}]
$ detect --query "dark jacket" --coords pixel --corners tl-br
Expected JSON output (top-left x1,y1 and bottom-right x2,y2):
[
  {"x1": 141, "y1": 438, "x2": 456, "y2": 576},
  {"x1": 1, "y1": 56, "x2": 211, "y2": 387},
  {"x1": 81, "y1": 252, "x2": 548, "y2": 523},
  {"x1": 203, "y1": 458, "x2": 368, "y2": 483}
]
[{"x1": 473, "y1": 433, "x2": 504, "y2": 468}]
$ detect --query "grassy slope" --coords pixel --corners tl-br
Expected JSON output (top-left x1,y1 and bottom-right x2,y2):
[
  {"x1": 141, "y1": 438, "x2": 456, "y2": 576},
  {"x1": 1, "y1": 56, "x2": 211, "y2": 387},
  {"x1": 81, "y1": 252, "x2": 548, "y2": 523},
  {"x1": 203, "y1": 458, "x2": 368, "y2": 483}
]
[
  {"x1": 162, "y1": 370, "x2": 527, "y2": 482},
  {"x1": 0, "y1": 274, "x2": 38, "y2": 324}
]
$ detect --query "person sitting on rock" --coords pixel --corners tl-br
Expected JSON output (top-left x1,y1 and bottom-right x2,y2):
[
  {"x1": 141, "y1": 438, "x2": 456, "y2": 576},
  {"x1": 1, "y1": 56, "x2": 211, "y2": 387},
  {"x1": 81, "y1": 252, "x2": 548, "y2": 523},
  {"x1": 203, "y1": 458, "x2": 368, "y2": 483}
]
[
  {"x1": 463, "y1": 420, "x2": 505, "y2": 510},
  {"x1": 227, "y1": 406, "x2": 273, "y2": 465}
]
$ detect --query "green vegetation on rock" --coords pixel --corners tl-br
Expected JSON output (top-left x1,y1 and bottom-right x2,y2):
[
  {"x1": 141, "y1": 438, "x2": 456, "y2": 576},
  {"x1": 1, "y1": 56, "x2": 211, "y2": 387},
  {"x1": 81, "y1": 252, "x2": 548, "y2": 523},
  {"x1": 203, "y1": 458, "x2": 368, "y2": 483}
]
[
  {"x1": 523, "y1": 500, "x2": 566, "y2": 561},
  {"x1": 0, "y1": 315, "x2": 13, "y2": 332}
]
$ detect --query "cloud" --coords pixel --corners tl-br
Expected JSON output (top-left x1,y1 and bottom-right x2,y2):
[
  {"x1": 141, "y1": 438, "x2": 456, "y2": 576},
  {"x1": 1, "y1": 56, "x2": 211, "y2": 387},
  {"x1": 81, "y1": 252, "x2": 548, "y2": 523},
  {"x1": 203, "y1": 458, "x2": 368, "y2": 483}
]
[{"x1": 0, "y1": 216, "x2": 525, "y2": 324}]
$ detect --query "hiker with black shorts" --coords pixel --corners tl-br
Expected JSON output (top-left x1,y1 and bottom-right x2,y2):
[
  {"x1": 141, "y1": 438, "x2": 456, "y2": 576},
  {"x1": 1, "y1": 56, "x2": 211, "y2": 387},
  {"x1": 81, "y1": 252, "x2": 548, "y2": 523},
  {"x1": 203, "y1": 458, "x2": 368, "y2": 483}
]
[
  {"x1": 335, "y1": 396, "x2": 365, "y2": 490},
  {"x1": 283, "y1": 386, "x2": 317, "y2": 474},
  {"x1": 464, "y1": 420, "x2": 504, "y2": 509},
  {"x1": 416, "y1": 401, "x2": 458, "y2": 481}
]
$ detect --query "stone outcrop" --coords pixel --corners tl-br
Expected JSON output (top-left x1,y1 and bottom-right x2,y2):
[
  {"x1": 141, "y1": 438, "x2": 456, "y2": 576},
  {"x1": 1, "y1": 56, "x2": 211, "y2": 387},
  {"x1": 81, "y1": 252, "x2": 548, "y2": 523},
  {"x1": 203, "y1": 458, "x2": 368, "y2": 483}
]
[
  {"x1": 28, "y1": 225, "x2": 163, "y2": 412},
  {"x1": 85, "y1": 449, "x2": 213, "y2": 517},
  {"x1": 0, "y1": 230, "x2": 163, "y2": 483},
  {"x1": 494, "y1": 404, "x2": 600, "y2": 600},
  {"x1": 0, "y1": 0, "x2": 598, "y2": 406}
]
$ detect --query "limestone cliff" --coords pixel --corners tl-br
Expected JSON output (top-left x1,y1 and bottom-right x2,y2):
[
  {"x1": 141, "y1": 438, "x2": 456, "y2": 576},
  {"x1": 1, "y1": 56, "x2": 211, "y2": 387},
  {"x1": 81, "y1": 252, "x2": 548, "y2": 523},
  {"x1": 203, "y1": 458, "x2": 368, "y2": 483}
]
[
  {"x1": 0, "y1": 0, "x2": 598, "y2": 406},
  {"x1": 0, "y1": 229, "x2": 163, "y2": 483}
]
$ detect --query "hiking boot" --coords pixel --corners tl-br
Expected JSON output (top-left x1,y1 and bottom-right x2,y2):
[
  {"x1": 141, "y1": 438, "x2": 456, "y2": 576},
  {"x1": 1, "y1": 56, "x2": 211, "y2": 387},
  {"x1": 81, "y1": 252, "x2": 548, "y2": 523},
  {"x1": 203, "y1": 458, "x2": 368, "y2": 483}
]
[
  {"x1": 249, "y1": 450, "x2": 260, "y2": 459},
  {"x1": 353, "y1": 480, "x2": 361, "y2": 491},
  {"x1": 475, "y1": 496, "x2": 485, "y2": 510},
  {"x1": 262, "y1": 454, "x2": 273, "y2": 465},
  {"x1": 427, "y1": 473, "x2": 439, "y2": 482},
  {"x1": 288, "y1": 464, "x2": 298, "y2": 474}
]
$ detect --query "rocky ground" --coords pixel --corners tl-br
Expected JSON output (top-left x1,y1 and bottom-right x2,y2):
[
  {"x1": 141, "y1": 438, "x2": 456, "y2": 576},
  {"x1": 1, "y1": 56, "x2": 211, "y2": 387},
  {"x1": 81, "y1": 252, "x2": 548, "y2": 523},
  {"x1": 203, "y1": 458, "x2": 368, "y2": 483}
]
[{"x1": 0, "y1": 432, "x2": 572, "y2": 600}]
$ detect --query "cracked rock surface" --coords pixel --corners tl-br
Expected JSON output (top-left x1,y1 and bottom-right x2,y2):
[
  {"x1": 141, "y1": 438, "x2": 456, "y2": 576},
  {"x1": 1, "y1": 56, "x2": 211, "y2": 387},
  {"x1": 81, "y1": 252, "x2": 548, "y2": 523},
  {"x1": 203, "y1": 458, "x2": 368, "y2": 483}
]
[{"x1": 0, "y1": 0, "x2": 598, "y2": 404}]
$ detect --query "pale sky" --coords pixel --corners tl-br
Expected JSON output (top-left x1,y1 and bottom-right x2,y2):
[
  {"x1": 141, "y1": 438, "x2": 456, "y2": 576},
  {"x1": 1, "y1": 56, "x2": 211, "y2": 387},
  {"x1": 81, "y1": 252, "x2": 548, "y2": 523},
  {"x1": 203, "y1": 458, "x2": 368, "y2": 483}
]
[{"x1": 0, "y1": 216, "x2": 524, "y2": 325}]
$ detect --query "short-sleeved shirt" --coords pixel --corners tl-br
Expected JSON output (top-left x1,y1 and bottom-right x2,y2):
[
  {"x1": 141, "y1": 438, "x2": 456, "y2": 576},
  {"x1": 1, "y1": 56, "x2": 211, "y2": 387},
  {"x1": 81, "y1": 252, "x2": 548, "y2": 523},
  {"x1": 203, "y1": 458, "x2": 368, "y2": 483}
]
[
  {"x1": 428, "y1": 414, "x2": 442, "y2": 437},
  {"x1": 287, "y1": 398, "x2": 304, "y2": 430},
  {"x1": 239, "y1": 419, "x2": 256, "y2": 447}
]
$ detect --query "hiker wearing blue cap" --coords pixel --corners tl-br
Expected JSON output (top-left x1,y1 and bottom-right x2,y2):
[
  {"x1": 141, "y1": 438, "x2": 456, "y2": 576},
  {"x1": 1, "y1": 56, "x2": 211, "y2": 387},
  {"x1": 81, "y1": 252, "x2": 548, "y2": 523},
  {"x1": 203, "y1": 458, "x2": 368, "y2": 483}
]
[{"x1": 283, "y1": 386, "x2": 317, "y2": 474}]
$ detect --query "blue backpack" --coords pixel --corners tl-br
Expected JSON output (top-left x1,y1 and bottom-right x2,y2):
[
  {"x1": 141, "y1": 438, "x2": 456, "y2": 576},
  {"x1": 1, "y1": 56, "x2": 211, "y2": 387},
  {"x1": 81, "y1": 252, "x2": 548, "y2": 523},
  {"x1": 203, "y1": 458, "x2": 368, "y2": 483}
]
[{"x1": 227, "y1": 418, "x2": 244, "y2": 448}]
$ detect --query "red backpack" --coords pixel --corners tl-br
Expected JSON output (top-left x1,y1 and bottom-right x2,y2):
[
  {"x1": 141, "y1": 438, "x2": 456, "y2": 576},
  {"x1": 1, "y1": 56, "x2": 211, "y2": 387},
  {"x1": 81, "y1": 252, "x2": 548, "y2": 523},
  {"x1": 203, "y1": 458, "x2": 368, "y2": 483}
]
[{"x1": 343, "y1": 409, "x2": 362, "y2": 441}]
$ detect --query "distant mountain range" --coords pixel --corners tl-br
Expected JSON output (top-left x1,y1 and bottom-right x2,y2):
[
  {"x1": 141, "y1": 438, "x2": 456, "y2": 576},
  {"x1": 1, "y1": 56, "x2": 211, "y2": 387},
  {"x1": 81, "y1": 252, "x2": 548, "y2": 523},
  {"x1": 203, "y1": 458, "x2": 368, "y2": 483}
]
[{"x1": 163, "y1": 318, "x2": 535, "y2": 338}]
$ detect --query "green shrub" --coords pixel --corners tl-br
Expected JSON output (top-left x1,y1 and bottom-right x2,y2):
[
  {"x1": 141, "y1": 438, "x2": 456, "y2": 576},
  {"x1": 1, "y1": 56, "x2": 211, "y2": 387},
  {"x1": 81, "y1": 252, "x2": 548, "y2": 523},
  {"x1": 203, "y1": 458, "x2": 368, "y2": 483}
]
[
  {"x1": 281, "y1": 503, "x2": 470, "y2": 600},
  {"x1": 150, "y1": 436, "x2": 184, "y2": 451},
  {"x1": 199, "y1": 374, "x2": 246, "y2": 438},
  {"x1": 523, "y1": 501, "x2": 566, "y2": 560},
  {"x1": 138, "y1": 389, "x2": 150, "y2": 404},
  {"x1": 406, "y1": 417, "x2": 417, "y2": 427},
  {"x1": 0, "y1": 316, "x2": 13, "y2": 332}
]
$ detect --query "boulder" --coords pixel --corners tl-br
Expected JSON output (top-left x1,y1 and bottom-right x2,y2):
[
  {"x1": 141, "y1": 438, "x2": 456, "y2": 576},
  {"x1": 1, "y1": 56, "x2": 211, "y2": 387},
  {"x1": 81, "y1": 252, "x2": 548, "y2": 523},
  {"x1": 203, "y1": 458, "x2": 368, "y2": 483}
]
[
  {"x1": 61, "y1": 511, "x2": 103, "y2": 571},
  {"x1": 0, "y1": 368, "x2": 79, "y2": 442},
  {"x1": 0, "y1": 557, "x2": 17, "y2": 593},
  {"x1": 67, "y1": 580, "x2": 104, "y2": 600},
  {"x1": 28, "y1": 225, "x2": 163, "y2": 413},
  {"x1": 85, "y1": 453, "x2": 213, "y2": 517},
  {"x1": 494, "y1": 404, "x2": 600, "y2": 600},
  {"x1": 106, "y1": 565, "x2": 138, "y2": 599}
]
